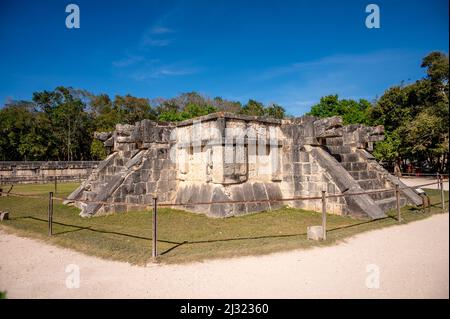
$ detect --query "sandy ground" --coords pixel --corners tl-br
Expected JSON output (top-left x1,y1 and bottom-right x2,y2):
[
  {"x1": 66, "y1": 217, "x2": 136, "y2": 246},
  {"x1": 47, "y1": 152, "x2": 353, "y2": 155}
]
[
  {"x1": 0, "y1": 212, "x2": 448, "y2": 299},
  {"x1": 400, "y1": 176, "x2": 449, "y2": 191}
]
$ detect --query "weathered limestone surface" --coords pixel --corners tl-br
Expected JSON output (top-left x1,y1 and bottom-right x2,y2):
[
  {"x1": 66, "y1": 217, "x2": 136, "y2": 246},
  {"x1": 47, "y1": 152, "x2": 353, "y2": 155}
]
[
  {"x1": 66, "y1": 112, "x2": 422, "y2": 219},
  {"x1": 0, "y1": 161, "x2": 98, "y2": 184},
  {"x1": 307, "y1": 226, "x2": 324, "y2": 241},
  {"x1": 66, "y1": 120, "x2": 177, "y2": 216}
]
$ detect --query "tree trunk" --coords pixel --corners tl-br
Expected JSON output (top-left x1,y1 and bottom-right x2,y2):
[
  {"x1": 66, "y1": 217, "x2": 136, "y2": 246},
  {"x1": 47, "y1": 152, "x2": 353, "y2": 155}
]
[{"x1": 394, "y1": 158, "x2": 402, "y2": 177}]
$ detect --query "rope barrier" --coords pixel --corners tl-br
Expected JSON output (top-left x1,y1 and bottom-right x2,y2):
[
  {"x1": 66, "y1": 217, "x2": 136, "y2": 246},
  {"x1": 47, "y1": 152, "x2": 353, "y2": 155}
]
[
  {"x1": 1, "y1": 177, "x2": 447, "y2": 208},
  {"x1": 393, "y1": 172, "x2": 449, "y2": 177},
  {"x1": 399, "y1": 180, "x2": 445, "y2": 190}
]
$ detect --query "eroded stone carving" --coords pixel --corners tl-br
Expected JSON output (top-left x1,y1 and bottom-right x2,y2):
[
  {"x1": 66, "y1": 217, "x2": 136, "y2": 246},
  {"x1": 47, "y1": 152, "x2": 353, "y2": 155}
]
[{"x1": 65, "y1": 112, "x2": 421, "y2": 219}]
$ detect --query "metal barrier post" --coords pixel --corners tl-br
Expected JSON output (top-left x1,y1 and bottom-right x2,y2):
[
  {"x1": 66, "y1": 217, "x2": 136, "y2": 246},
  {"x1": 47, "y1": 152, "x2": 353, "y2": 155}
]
[
  {"x1": 395, "y1": 184, "x2": 401, "y2": 223},
  {"x1": 427, "y1": 195, "x2": 431, "y2": 213},
  {"x1": 321, "y1": 190, "x2": 327, "y2": 240},
  {"x1": 152, "y1": 194, "x2": 158, "y2": 261},
  {"x1": 421, "y1": 195, "x2": 426, "y2": 214},
  {"x1": 437, "y1": 172, "x2": 440, "y2": 204},
  {"x1": 439, "y1": 174, "x2": 445, "y2": 212},
  {"x1": 48, "y1": 191, "x2": 54, "y2": 236}
]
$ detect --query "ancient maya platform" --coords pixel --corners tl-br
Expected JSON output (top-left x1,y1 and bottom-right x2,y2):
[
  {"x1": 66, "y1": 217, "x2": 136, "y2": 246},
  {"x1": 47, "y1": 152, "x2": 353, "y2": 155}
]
[{"x1": 65, "y1": 112, "x2": 422, "y2": 219}]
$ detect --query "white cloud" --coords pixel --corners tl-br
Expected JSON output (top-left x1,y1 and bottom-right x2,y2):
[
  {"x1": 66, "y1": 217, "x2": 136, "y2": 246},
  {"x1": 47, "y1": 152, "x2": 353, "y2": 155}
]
[
  {"x1": 256, "y1": 50, "x2": 414, "y2": 81},
  {"x1": 140, "y1": 38, "x2": 172, "y2": 47},
  {"x1": 150, "y1": 26, "x2": 174, "y2": 34},
  {"x1": 232, "y1": 49, "x2": 424, "y2": 116},
  {"x1": 132, "y1": 64, "x2": 201, "y2": 80},
  {"x1": 140, "y1": 25, "x2": 175, "y2": 48},
  {"x1": 112, "y1": 55, "x2": 145, "y2": 68}
]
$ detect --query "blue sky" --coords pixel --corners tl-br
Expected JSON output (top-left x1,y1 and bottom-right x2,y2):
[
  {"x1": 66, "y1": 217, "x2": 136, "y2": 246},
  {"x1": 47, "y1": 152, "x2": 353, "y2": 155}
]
[{"x1": 0, "y1": 0, "x2": 448, "y2": 116}]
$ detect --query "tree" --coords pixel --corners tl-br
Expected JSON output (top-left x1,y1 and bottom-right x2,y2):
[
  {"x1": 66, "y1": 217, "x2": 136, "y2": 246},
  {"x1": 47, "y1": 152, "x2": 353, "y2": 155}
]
[
  {"x1": 183, "y1": 103, "x2": 216, "y2": 118},
  {"x1": 308, "y1": 95, "x2": 371, "y2": 125},
  {"x1": 158, "y1": 109, "x2": 190, "y2": 122},
  {"x1": 373, "y1": 131, "x2": 402, "y2": 172},
  {"x1": 158, "y1": 103, "x2": 217, "y2": 122},
  {"x1": 113, "y1": 94, "x2": 156, "y2": 124},
  {"x1": 90, "y1": 139, "x2": 107, "y2": 160},
  {"x1": 265, "y1": 103, "x2": 285, "y2": 119},
  {"x1": 0, "y1": 100, "x2": 37, "y2": 160},
  {"x1": 89, "y1": 94, "x2": 121, "y2": 131},
  {"x1": 305, "y1": 52, "x2": 448, "y2": 173},
  {"x1": 421, "y1": 51, "x2": 449, "y2": 93},
  {"x1": 370, "y1": 51, "x2": 449, "y2": 173},
  {"x1": 240, "y1": 99, "x2": 265, "y2": 116},
  {"x1": 212, "y1": 96, "x2": 242, "y2": 113},
  {"x1": 32, "y1": 86, "x2": 93, "y2": 161}
]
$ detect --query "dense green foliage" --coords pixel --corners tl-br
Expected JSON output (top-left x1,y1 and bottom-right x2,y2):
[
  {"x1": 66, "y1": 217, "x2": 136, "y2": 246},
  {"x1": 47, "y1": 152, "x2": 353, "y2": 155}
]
[
  {"x1": 0, "y1": 90, "x2": 284, "y2": 160},
  {"x1": 308, "y1": 95, "x2": 372, "y2": 125},
  {"x1": 0, "y1": 52, "x2": 447, "y2": 172},
  {"x1": 240, "y1": 100, "x2": 286, "y2": 119},
  {"x1": 307, "y1": 51, "x2": 449, "y2": 173},
  {"x1": 369, "y1": 51, "x2": 448, "y2": 173}
]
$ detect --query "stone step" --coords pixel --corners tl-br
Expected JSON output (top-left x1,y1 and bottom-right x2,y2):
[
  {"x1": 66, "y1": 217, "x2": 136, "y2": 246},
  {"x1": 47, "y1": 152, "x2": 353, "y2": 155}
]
[
  {"x1": 82, "y1": 191, "x2": 97, "y2": 202},
  {"x1": 332, "y1": 154, "x2": 342, "y2": 162},
  {"x1": 349, "y1": 170, "x2": 378, "y2": 180},
  {"x1": 375, "y1": 197, "x2": 406, "y2": 213},
  {"x1": 89, "y1": 181, "x2": 108, "y2": 193},
  {"x1": 368, "y1": 189, "x2": 395, "y2": 201},
  {"x1": 326, "y1": 145, "x2": 353, "y2": 155},
  {"x1": 101, "y1": 174, "x2": 122, "y2": 183},
  {"x1": 104, "y1": 165, "x2": 125, "y2": 175},
  {"x1": 340, "y1": 153, "x2": 362, "y2": 163},
  {"x1": 341, "y1": 162, "x2": 368, "y2": 172},
  {"x1": 358, "y1": 179, "x2": 385, "y2": 190}
]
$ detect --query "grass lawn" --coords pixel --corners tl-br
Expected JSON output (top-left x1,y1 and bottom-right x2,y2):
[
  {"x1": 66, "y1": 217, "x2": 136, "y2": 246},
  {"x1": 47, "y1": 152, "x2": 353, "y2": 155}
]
[
  {"x1": 0, "y1": 182, "x2": 448, "y2": 264},
  {"x1": 2, "y1": 182, "x2": 80, "y2": 197}
]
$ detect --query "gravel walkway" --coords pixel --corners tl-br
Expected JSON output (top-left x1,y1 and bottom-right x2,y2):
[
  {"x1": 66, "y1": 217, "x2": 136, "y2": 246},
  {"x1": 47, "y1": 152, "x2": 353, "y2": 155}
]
[{"x1": 1, "y1": 213, "x2": 448, "y2": 298}]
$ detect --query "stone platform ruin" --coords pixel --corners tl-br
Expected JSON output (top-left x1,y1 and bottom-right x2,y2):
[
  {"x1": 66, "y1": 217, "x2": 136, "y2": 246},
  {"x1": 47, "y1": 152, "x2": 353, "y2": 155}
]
[{"x1": 65, "y1": 112, "x2": 422, "y2": 219}]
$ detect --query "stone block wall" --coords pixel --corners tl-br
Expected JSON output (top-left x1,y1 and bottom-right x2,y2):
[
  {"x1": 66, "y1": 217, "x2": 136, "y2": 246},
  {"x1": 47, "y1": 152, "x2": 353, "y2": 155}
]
[
  {"x1": 66, "y1": 112, "x2": 421, "y2": 219},
  {"x1": 0, "y1": 161, "x2": 99, "y2": 184}
]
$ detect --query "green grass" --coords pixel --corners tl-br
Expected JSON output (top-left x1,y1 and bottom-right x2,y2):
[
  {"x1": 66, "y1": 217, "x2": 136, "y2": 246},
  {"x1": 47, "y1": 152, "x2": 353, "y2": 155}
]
[
  {"x1": 0, "y1": 182, "x2": 448, "y2": 264},
  {"x1": 3, "y1": 182, "x2": 80, "y2": 198}
]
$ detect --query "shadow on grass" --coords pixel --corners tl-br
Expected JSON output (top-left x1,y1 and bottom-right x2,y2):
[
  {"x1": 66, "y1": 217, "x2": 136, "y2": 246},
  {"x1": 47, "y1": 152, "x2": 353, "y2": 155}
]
[
  {"x1": 10, "y1": 213, "x2": 403, "y2": 257},
  {"x1": 11, "y1": 216, "x2": 180, "y2": 245}
]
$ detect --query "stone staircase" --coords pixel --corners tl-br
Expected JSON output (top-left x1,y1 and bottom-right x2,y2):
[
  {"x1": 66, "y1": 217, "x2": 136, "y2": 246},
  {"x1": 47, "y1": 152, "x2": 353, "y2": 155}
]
[
  {"x1": 64, "y1": 150, "x2": 140, "y2": 216},
  {"x1": 79, "y1": 157, "x2": 126, "y2": 203},
  {"x1": 327, "y1": 146, "x2": 406, "y2": 213}
]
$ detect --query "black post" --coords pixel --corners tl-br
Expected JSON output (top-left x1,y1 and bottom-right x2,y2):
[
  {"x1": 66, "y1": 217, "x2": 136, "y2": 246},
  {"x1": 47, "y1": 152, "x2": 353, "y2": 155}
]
[
  {"x1": 48, "y1": 191, "x2": 54, "y2": 236},
  {"x1": 427, "y1": 196, "x2": 431, "y2": 213},
  {"x1": 439, "y1": 174, "x2": 445, "y2": 212},
  {"x1": 54, "y1": 176, "x2": 57, "y2": 194},
  {"x1": 152, "y1": 194, "x2": 158, "y2": 261},
  {"x1": 321, "y1": 190, "x2": 327, "y2": 240},
  {"x1": 395, "y1": 184, "x2": 401, "y2": 223},
  {"x1": 421, "y1": 195, "x2": 426, "y2": 214}
]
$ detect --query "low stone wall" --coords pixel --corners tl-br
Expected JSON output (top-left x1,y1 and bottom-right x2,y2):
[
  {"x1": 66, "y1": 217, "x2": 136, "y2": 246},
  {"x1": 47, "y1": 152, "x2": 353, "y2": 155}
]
[{"x1": 0, "y1": 161, "x2": 99, "y2": 184}]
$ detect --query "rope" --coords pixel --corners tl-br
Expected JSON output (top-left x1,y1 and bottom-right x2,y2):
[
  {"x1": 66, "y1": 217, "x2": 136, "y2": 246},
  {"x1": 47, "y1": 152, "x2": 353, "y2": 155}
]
[{"x1": 1, "y1": 177, "x2": 446, "y2": 208}]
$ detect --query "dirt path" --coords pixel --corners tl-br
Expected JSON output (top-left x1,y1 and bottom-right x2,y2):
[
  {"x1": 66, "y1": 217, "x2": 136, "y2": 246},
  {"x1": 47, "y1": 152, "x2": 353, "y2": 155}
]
[
  {"x1": 1, "y1": 213, "x2": 448, "y2": 299},
  {"x1": 400, "y1": 177, "x2": 449, "y2": 190}
]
